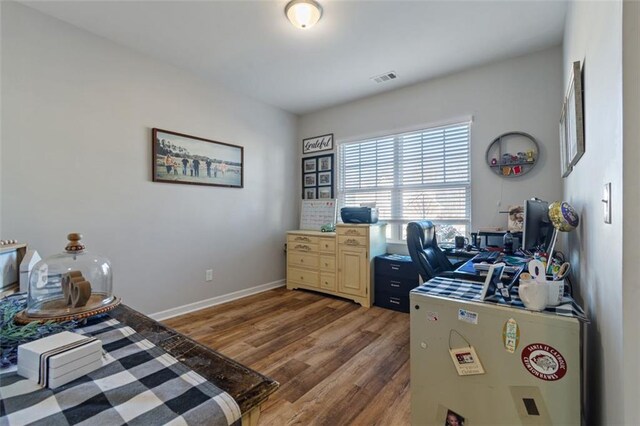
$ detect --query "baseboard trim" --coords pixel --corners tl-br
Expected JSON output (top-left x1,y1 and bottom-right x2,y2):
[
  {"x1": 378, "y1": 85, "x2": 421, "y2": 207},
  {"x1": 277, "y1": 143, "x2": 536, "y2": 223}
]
[{"x1": 149, "y1": 279, "x2": 286, "y2": 321}]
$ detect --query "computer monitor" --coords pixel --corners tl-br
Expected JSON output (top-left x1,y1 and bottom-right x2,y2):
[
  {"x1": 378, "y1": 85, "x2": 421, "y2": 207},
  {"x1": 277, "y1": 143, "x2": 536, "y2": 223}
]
[{"x1": 523, "y1": 199, "x2": 552, "y2": 251}]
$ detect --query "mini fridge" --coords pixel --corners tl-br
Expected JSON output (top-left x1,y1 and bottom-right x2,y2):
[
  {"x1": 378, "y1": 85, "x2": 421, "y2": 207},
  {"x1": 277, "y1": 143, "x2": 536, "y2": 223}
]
[{"x1": 410, "y1": 278, "x2": 582, "y2": 426}]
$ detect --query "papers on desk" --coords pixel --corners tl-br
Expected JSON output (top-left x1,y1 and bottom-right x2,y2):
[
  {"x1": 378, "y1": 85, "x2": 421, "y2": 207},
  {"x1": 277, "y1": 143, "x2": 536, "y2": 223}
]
[
  {"x1": 455, "y1": 258, "x2": 524, "y2": 279},
  {"x1": 473, "y1": 263, "x2": 524, "y2": 275}
]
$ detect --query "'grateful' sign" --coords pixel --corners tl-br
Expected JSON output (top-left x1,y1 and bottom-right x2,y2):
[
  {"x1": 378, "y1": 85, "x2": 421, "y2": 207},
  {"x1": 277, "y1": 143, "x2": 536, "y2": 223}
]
[{"x1": 303, "y1": 133, "x2": 334, "y2": 154}]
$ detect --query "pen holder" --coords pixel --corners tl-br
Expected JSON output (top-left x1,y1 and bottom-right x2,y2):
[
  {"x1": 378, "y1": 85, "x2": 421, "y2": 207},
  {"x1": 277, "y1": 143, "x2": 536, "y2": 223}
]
[{"x1": 546, "y1": 279, "x2": 564, "y2": 307}]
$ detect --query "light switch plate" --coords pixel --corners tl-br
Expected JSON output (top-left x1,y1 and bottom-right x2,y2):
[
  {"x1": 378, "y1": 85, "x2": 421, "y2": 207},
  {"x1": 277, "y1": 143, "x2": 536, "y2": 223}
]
[{"x1": 603, "y1": 183, "x2": 611, "y2": 224}]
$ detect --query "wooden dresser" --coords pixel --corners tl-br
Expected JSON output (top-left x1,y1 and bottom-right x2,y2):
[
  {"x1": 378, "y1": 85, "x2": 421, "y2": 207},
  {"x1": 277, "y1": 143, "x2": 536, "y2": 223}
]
[{"x1": 286, "y1": 223, "x2": 386, "y2": 307}]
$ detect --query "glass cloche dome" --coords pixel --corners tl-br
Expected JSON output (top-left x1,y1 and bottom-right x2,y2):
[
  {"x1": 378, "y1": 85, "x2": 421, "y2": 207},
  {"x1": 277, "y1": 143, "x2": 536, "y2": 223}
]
[{"x1": 18, "y1": 233, "x2": 120, "y2": 323}]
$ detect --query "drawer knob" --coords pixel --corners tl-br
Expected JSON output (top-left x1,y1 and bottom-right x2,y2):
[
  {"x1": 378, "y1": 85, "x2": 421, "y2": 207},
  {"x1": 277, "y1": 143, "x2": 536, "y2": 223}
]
[
  {"x1": 345, "y1": 239, "x2": 359, "y2": 246},
  {"x1": 346, "y1": 229, "x2": 358, "y2": 235},
  {"x1": 296, "y1": 236, "x2": 310, "y2": 242},
  {"x1": 295, "y1": 244, "x2": 311, "y2": 251}
]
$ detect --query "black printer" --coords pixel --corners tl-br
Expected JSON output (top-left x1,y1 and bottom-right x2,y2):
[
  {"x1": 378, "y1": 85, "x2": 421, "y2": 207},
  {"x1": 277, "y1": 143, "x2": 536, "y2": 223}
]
[{"x1": 340, "y1": 207, "x2": 379, "y2": 224}]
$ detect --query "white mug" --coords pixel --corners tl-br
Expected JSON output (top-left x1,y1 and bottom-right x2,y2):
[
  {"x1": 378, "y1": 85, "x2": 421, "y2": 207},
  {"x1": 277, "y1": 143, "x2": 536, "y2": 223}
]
[{"x1": 518, "y1": 280, "x2": 548, "y2": 311}]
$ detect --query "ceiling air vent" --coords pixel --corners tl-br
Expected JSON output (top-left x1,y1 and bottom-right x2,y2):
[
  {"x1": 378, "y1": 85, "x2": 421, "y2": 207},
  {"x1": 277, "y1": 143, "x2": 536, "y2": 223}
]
[{"x1": 371, "y1": 71, "x2": 398, "y2": 84}]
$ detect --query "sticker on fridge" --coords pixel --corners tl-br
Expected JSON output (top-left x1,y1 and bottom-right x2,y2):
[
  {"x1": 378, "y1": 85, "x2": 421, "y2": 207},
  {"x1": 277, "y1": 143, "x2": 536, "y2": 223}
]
[
  {"x1": 457, "y1": 309, "x2": 478, "y2": 324},
  {"x1": 521, "y1": 343, "x2": 567, "y2": 381},
  {"x1": 502, "y1": 318, "x2": 520, "y2": 353}
]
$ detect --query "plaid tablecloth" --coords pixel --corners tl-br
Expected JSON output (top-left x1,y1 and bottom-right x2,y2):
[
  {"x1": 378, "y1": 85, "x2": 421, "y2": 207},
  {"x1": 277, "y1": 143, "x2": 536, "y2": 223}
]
[
  {"x1": 0, "y1": 315, "x2": 241, "y2": 426},
  {"x1": 412, "y1": 276, "x2": 589, "y2": 322}
]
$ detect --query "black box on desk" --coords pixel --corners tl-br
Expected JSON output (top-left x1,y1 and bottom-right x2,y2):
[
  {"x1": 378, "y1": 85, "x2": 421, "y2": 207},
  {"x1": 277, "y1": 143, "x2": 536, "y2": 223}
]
[{"x1": 374, "y1": 254, "x2": 420, "y2": 313}]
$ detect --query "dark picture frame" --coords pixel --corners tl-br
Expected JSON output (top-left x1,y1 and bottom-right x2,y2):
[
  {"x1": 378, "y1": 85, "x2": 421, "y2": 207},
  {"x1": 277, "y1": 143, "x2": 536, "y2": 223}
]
[
  {"x1": 566, "y1": 61, "x2": 585, "y2": 168},
  {"x1": 302, "y1": 133, "x2": 334, "y2": 155},
  {"x1": 152, "y1": 128, "x2": 243, "y2": 188},
  {"x1": 301, "y1": 153, "x2": 334, "y2": 199},
  {"x1": 559, "y1": 99, "x2": 572, "y2": 177}
]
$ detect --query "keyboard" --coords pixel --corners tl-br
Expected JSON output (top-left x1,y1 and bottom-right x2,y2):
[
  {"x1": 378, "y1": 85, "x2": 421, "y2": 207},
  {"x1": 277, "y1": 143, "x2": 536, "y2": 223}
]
[{"x1": 471, "y1": 251, "x2": 500, "y2": 263}]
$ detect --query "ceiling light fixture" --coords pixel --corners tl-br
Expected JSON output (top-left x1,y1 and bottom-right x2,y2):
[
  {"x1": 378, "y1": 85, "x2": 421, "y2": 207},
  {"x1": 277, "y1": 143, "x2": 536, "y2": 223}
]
[{"x1": 285, "y1": 0, "x2": 323, "y2": 30}]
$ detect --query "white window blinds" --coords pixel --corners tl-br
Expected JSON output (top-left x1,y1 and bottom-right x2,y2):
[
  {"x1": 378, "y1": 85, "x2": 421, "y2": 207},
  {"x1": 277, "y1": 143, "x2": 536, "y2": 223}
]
[{"x1": 338, "y1": 122, "x2": 471, "y2": 240}]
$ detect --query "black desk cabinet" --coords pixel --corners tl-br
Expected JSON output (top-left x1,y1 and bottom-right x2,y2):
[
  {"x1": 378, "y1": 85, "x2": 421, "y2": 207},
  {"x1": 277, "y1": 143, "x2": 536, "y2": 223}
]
[{"x1": 374, "y1": 254, "x2": 420, "y2": 313}]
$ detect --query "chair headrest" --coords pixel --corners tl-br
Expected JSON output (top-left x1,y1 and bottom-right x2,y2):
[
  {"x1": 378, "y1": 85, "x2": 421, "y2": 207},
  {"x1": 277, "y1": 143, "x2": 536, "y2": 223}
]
[{"x1": 407, "y1": 221, "x2": 436, "y2": 249}]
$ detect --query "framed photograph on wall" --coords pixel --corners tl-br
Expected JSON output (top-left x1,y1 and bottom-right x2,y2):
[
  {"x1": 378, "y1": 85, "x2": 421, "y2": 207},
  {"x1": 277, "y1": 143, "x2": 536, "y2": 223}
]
[
  {"x1": 301, "y1": 153, "x2": 334, "y2": 199},
  {"x1": 304, "y1": 188, "x2": 317, "y2": 199},
  {"x1": 303, "y1": 158, "x2": 317, "y2": 173},
  {"x1": 152, "y1": 128, "x2": 243, "y2": 188},
  {"x1": 559, "y1": 100, "x2": 572, "y2": 177},
  {"x1": 318, "y1": 186, "x2": 333, "y2": 199},
  {"x1": 304, "y1": 173, "x2": 316, "y2": 187},
  {"x1": 318, "y1": 171, "x2": 332, "y2": 186},
  {"x1": 565, "y1": 61, "x2": 585, "y2": 168}
]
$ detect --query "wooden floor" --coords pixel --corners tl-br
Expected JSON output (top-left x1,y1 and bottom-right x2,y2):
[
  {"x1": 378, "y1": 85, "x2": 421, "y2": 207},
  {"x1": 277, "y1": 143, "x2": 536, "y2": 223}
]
[{"x1": 164, "y1": 287, "x2": 411, "y2": 425}]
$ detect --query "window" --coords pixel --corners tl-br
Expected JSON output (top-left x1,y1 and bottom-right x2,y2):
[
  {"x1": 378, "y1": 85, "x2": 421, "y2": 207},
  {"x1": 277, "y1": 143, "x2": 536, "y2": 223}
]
[{"x1": 338, "y1": 121, "x2": 471, "y2": 242}]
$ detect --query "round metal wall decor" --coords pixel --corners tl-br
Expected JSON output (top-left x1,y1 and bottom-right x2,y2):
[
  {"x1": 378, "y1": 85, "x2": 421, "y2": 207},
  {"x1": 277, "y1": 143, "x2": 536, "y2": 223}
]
[{"x1": 485, "y1": 131, "x2": 539, "y2": 178}]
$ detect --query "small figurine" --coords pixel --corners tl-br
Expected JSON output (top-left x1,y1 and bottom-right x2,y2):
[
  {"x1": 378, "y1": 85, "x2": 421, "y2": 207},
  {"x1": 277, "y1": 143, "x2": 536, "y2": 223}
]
[
  {"x1": 513, "y1": 165, "x2": 522, "y2": 175},
  {"x1": 517, "y1": 152, "x2": 527, "y2": 163},
  {"x1": 526, "y1": 150, "x2": 535, "y2": 162},
  {"x1": 502, "y1": 153, "x2": 512, "y2": 165},
  {"x1": 502, "y1": 166, "x2": 512, "y2": 176},
  {"x1": 491, "y1": 158, "x2": 498, "y2": 166}
]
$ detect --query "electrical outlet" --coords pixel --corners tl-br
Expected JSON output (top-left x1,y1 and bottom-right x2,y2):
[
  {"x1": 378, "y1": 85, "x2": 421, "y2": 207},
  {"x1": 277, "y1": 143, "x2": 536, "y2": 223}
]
[{"x1": 205, "y1": 269, "x2": 213, "y2": 281}]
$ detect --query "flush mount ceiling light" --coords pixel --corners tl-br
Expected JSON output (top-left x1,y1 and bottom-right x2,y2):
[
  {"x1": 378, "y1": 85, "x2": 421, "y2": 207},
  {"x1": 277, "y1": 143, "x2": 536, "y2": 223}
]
[{"x1": 285, "y1": 0, "x2": 323, "y2": 29}]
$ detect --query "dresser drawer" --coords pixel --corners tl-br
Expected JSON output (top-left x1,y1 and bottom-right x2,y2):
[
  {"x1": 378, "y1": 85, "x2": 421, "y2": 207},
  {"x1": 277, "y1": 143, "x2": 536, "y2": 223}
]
[
  {"x1": 375, "y1": 254, "x2": 419, "y2": 280},
  {"x1": 374, "y1": 291, "x2": 410, "y2": 313},
  {"x1": 337, "y1": 226, "x2": 368, "y2": 237},
  {"x1": 288, "y1": 242, "x2": 318, "y2": 253},
  {"x1": 288, "y1": 267, "x2": 319, "y2": 287},
  {"x1": 288, "y1": 253, "x2": 319, "y2": 269},
  {"x1": 338, "y1": 235, "x2": 367, "y2": 247},
  {"x1": 287, "y1": 234, "x2": 319, "y2": 245},
  {"x1": 375, "y1": 275, "x2": 419, "y2": 295},
  {"x1": 319, "y1": 237, "x2": 336, "y2": 253},
  {"x1": 320, "y1": 273, "x2": 336, "y2": 291},
  {"x1": 319, "y1": 255, "x2": 335, "y2": 271}
]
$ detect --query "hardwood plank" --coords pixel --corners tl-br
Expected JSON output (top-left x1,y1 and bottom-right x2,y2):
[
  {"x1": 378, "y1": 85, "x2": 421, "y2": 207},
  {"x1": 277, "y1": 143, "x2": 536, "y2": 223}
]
[{"x1": 164, "y1": 288, "x2": 411, "y2": 425}]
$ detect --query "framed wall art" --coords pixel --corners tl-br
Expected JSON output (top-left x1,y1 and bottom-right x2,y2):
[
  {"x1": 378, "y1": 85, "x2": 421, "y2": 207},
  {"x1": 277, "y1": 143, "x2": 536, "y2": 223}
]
[
  {"x1": 559, "y1": 100, "x2": 572, "y2": 177},
  {"x1": 301, "y1": 153, "x2": 334, "y2": 199},
  {"x1": 152, "y1": 128, "x2": 243, "y2": 188},
  {"x1": 302, "y1": 133, "x2": 334, "y2": 154},
  {"x1": 565, "y1": 61, "x2": 585, "y2": 168}
]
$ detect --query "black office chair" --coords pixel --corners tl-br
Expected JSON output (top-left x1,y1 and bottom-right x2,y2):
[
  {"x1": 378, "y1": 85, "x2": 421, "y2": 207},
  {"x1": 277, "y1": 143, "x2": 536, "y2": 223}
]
[{"x1": 406, "y1": 221, "x2": 461, "y2": 282}]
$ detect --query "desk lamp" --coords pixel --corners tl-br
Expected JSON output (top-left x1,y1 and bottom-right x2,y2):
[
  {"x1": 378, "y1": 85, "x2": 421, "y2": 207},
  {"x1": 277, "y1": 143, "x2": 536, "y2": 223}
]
[{"x1": 546, "y1": 201, "x2": 580, "y2": 273}]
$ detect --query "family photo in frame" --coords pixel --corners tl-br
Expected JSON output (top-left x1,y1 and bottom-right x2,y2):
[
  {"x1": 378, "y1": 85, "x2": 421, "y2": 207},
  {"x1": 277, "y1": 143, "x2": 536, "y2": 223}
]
[{"x1": 152, "y1": 128, "x2": 244, "y2": 188}]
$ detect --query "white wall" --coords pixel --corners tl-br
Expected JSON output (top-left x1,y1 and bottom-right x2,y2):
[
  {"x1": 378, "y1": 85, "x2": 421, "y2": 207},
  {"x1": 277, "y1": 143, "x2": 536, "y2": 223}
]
[
  {"x1": 622, "y1": 1, "x2": 640, "y2": 422},
  {"x1": 1, "y1": 2, "x2": 299, "y2": 314},
  {"x1": 563, "y1": 1, "x2": 623, "y2": 424},
  {"x1": 299, "y1": 47, "x2": 564, "y2": 234}
]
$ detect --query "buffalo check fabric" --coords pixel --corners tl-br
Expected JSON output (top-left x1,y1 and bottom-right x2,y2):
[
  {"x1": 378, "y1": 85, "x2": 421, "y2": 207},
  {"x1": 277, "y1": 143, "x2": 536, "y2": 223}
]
[
  {"x1": 412, "y1": 276, "x2": 588, "y2": 322},
  {"x1": 0, "y1": 316, "x2": 241, "y2": 426}
]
